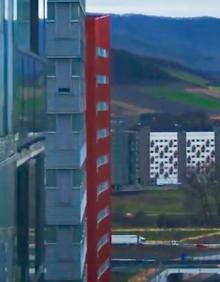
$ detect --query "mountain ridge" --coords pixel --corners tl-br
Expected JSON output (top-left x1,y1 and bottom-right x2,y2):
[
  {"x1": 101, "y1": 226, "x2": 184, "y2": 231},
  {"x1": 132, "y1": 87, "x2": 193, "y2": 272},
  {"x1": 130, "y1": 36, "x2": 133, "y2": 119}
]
[
  {"x1": 112, "y1": 49, "x2": 214, "y2": 86},
  {"x1": 111, "y1": 14, "x2": 220, "y2": 79}
]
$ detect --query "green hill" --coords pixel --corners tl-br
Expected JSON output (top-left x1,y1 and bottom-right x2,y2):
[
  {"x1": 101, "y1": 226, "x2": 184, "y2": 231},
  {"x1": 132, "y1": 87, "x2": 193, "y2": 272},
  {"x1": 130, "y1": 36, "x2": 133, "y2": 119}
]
[
  {"x1": 112, "y1": 49, "x2": 220, "y2": 114},
  {"x1": 112, "y1": 49, "x2": 211, "y2": 87},
  {"x1": 111, "y1": 15, "x2": 220, "y2": 79}
]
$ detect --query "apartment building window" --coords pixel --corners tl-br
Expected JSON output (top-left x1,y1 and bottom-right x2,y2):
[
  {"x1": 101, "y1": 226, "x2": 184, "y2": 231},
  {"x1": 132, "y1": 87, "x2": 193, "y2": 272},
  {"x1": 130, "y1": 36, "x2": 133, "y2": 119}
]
[
  {"x1": 47, "y1": 3, "x2": 55, "y2": 21},
  {"x1": 97, "y1": 128, "x2": 109, "y2": 140},
  {"x1": 72, "y1": 114, "x2": 84, "y2": 131},
  {"x1": 96, "y1": 75, "x2": 109, "y2": 85},
  {"x1": 45, "y1": 226, "x2": 56, "y2": 244},
  {"x1": 97, "y1": 155, "x2": 109, "y2": 168},
  {"x1": 47, "y1": 58, "x2": 56, "y2": 77},
  {"x1": 46, "y1": 170, "x2": 56, "y2": 187},
  {"x1": 72, "y1": 225, "x2": 81, "y2": 243},
  {"x1": 47, "y1": 115, "x2": 56, "y2": 132},
  {"x1": 72, "y1": 58, "x2": 81, "y2": 76},
  {"x1": 97, "y1": 207, "x2": 110, "y2": 224},
  {"x1": 97, "y1": 181, "x2": 109, "y2": 196},
  {"x1": 96, "y1": 47, "x2": 108, "y2": 58},
  {"x1": 71, "y1": 3, "x2": 80, "y2": 20},
  {"x1": 97, "y1": 259, "x2": 110, "y2": 279},
  {"x1": 72, "y1": 169, "x2": 84, "y2": 187},
  {"x1": 96, "y1": 102, "x2": 109, "y2": 112},
  {"x1": 97, "y1": 233, "x2": 109, "y2": 252}
]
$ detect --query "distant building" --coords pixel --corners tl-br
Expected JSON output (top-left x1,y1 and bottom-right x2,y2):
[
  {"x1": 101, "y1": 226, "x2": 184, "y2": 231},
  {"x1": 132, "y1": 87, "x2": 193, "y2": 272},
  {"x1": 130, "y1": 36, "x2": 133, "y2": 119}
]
[
  {"x1": 148, "y1": 131, "x2": 216, "y2": 185},
  {"x1": 0, "y1": 0, "x2": 46, "y2": 281},
  {"x1": 112, "y1": 120, "x2": 220, "y2": 188},
  {"x1": 112, "y1": 128, "x2": 140, "y2": 190},
  {"x1": 45, "y1": 1, "x2": 87, "y2": 281},
  {"x1": 86, "y1": 15, "x2": 112, "y2": 282}
]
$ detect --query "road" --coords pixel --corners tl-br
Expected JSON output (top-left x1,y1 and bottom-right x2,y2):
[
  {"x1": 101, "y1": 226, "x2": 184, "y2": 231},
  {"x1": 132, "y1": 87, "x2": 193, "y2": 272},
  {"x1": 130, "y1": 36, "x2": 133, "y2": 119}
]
[{"x1": 112, "y1": 245, "x2": 220, "y2": 261}]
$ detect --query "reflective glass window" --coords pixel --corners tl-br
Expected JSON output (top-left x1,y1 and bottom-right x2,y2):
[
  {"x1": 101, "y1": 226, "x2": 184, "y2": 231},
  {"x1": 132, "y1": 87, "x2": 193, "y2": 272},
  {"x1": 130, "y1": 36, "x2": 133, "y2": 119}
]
[
  {"x1": 72, "y1": 225, "x2": 81, "y2": 242},
  {"x1": 46, "y1": 170, "x2": 56, "y2": 187},
  {"x1": 17, "y1": 0, "x2": 31, "y2": 50},
  {"x1": 96, "y1": 102, "x2": 109, "y2": 112},
  {"x1": 72, "y1": 58, "x2": 81, "y2": 76},
  {"x1": 96, "y1": 75, "x2": 109, "y2": 85},
  {"x1": 97, "y1": 155, "x2": 109, "y2": 168},
  {"x1": 96, "y1": 47, "x2": 108, "y2": 58},
  {"x1": 71, "y1": 3, "x2": 80, "y2": 20},
  {"x1": 72, "y1": 169, "x2": 84, "y2": 187},
  {"x1": 72, "y1": 114, "x2": 84, "y2": 131},
  {"x1": 45, "y1": 227, "x2": 56, "y2": 243},
  {"x1": 47, "y1": 2, "x2": 55, "y2": 20},
  {"x1": 47, "y1": 59, "x2": 56, "y2": 76},
  {"x1": 47, "y1": 115, "x2": 56, "y2": 132},
  {"x1": 97, "y1": 128, "x2": 109, "y2": 140}
]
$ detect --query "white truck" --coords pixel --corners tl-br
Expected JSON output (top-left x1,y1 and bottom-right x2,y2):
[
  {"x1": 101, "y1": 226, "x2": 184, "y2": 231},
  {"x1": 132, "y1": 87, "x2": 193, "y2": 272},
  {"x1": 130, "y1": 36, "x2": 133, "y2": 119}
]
[{"x1": 112, "y1": 235, "x2": 145, "y2": 245}]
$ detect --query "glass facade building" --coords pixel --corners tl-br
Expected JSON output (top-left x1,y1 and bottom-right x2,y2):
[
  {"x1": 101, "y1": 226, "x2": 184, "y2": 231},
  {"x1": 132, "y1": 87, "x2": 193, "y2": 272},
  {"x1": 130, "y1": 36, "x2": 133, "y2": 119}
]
[{"x1": 0, "y1": 0, "x2": 46, "y2": 281}]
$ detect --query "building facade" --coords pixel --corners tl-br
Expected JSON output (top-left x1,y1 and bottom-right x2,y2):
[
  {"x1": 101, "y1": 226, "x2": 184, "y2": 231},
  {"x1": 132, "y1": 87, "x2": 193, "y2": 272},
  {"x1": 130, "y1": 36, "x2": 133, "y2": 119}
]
[
  {"x1": 0, "y1": 0, "x2": 46, "y2": 281},
  {"x1": 112, "y1": 128, "x2": 140, "y2": 191},
  {"x1": 148, "y1": 131, "x2": 216, "y2": 185},
  {"x1": 140, "y1": 129, "x2": 219, "y2": 186},
  {"x1": 86, "y1": 15, "x2": 112, "y2": 282},
  {"x1": 112, "y1": 125, "x2": 220, "y2": 188},
  {"x1": 45, "y1": 1, "x2": 87, "y2": 281},
  {"x1": 149, "y1": 132, "x2": 179, "y2": 185}
]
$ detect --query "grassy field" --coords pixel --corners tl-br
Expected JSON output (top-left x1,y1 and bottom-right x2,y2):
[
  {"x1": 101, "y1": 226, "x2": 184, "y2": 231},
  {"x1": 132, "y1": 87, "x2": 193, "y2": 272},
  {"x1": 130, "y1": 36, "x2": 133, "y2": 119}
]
[
  {"x1": 163, "y1": 67, "x2": 209, "y2": 87},
  {"x1": 112, "y1": 99, "x2": 154, "y2": 115},
  {"x1": 208, "y1": 86, "x2": 220, "y2": 95},
  {"x1": 112, "y1": 189, "x2": 186, "y2": 215},
  {"x1": 111, "y1": 272, "x2": 134, "y2": 282},
  {"x1": 146, "y1": 86, "x2": 220, "y2": 111}
]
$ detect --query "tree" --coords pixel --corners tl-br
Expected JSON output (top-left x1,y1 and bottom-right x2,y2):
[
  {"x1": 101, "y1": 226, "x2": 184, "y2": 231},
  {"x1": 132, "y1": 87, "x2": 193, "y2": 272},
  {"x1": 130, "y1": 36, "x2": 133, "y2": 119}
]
[
  {"x1": 186, "y1": 172, "x2": 213, "y2": 225},
  {"x1": 208, "y1": 180, "x2": 220, "y2": 224}
]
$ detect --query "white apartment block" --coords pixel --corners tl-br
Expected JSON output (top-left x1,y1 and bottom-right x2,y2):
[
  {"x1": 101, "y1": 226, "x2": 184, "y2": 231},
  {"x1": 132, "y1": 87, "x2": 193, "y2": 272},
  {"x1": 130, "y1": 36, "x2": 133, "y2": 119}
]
[
  {"x1": 150, "y1": 132, "x2": 178, "y2": 185},
  {"x1": 147, "y1": 131, "x2": 217, "y2": 186}
]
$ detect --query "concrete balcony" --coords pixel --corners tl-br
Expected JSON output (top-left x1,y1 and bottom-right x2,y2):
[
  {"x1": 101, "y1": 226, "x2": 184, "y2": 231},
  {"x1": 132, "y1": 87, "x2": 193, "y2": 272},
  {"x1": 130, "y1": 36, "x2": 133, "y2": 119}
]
[
  {"x1": 45, "y1": 235, "x2": 87, "y2": 281},
  {"x1": 46, "y1": 23, "x2": 83, "y2": 58},
  {"x1": 46, "y1": 132, "x2": 86, "y2": 169},
  {"x1": 46, "y1": 186, "x2": 86, "y2": 225},
  {"x1": 47, "y1": 91, "x2": 85, "y2": 114}
]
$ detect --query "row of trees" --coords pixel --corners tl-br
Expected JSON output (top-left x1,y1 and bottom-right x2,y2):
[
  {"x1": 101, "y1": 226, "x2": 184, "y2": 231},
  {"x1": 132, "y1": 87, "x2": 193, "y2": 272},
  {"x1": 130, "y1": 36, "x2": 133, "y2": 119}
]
[
  {"x1": 112, "y1": 210, "x2": 207, "y2": 228},
  {"x1": 184, "y1": 170, "x2": 220, "y2": 226}
]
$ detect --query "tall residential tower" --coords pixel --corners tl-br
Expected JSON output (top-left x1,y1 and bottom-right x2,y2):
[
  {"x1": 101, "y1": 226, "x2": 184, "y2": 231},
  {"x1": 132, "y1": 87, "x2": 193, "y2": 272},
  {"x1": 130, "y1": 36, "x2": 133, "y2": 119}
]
[
  {"x1": 45, "y1": 1, "x2": 87, "y2": 281},
  {"x1": 86, "y1": 15, "x2": 112, "y2": 282}
]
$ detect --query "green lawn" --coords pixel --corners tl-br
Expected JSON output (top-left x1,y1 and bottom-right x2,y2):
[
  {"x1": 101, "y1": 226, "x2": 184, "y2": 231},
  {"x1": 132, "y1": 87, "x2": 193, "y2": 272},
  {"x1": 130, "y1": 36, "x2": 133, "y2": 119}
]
[
  {"x1": 112, "y1": 189, "x2": 186, "y2": 215},
  {"x1": 209, "y1": 86, "x2": 220, "y2": 93},
  {"x1": 147, "y1": 86, "x2": 220, "y2": 111},
  {"x1": 111, "y1": 272, "x2": 134, "y2": 282},
  {"x1": 163, "y1": 67, "x2": 209, "y2": 87}
]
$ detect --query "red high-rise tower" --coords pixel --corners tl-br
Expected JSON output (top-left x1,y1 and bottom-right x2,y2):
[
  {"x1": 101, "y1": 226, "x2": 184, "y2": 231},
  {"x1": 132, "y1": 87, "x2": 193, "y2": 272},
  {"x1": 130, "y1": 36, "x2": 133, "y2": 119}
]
[{"x1": 86, "y1": 15, "x2": 112, "y2": 282}]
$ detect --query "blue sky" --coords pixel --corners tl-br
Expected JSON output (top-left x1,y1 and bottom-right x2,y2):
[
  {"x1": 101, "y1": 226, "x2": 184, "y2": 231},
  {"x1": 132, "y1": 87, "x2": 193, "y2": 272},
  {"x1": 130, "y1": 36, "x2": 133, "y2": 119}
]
[{"x1": 86, "y1": 0, "x2": 220, "y2": 18}]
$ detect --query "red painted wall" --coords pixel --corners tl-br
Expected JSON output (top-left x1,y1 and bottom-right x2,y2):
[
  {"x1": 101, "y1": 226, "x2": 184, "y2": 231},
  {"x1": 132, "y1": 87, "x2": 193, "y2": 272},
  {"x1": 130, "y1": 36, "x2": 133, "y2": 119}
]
[{"x1": 86, "y1": 15, "x2": 112, "y2": 282}]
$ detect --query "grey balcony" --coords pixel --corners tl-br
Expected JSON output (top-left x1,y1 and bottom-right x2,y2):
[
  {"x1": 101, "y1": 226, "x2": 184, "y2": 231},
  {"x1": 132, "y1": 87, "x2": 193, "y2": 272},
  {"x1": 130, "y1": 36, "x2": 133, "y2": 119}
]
[
  {"x1": 45, "y1": 186, "x2": 86, "y2": 225},
  {"x1": 45, "y1": 237, "x2": 86, "y2": 280},
  {"x1": 46, "y1": 132, "x2": 86, "y2": 169},
  {"x1": 47, "y1": 91, "x2": 85, "y2": 114}
]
